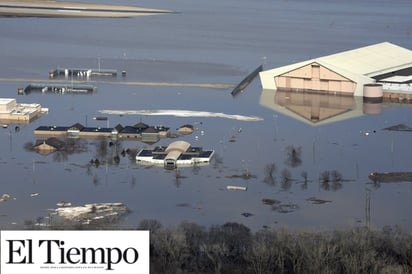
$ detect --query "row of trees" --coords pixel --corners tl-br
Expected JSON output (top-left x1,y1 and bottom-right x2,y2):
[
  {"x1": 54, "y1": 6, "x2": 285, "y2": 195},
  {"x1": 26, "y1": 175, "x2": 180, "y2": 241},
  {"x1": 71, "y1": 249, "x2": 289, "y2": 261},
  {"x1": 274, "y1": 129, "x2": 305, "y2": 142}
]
[
  {"x1": 136, "y1": 220, "x2": 412, "y2": 274},
  {"x1": 26, "y1": 216, "x2": 411, "y2": 273}
]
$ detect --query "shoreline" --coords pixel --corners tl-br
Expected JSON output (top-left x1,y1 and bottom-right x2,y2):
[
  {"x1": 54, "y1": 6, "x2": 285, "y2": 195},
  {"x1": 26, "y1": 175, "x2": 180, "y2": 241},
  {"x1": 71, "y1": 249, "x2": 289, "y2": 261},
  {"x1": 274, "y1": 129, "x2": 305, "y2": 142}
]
[{"x1": 0, "y1": 0, "x2": 173, "y2": 17}]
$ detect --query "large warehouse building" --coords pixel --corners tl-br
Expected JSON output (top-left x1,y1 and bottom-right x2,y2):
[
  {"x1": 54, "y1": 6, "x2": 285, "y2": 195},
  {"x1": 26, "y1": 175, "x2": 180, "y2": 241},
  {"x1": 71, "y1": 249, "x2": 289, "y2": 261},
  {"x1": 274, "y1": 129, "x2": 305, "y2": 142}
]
[{"x1": 259, "y1": 42, "x2": 412, "y2": 96}]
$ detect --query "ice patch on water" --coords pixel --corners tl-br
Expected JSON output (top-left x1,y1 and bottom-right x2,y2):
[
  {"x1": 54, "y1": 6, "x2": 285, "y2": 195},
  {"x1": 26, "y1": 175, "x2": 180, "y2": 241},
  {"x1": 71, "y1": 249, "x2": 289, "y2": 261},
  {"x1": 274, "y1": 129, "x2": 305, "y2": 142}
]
[{"x1": 99, "y1": 109, "x2": 264, "y2": 122}]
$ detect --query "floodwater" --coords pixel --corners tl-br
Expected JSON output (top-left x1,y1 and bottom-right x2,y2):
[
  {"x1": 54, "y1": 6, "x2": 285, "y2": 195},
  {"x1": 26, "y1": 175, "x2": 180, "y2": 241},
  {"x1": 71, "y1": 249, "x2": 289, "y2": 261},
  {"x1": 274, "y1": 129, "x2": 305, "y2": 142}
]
[{"x1": 0, "y1": 0, "x2": 412, "y2": 232}]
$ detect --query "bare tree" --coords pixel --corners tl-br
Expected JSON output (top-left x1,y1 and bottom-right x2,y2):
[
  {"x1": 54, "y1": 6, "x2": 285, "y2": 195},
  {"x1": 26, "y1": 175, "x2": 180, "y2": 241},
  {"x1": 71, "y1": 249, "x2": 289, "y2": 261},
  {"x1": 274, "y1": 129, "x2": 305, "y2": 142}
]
[
  {"x1": 138, "y1": 219, "x2": 162, "y2": 233},
  {"x1": 264, "y1": 163, "x2": 277, "y2": 186},
  {"x1": 151, "y1": 227, "x2": 189, "y2": 273},
  {"x1": 94, "y1": 137, "x2": 108, "y2": 160},
  {"x1": 300, "y1": 170, "x2": 309, "y2": 190},
  {"x1": 319, "y1": 171, "x2": 330, "y2": 183},
  {"x1": 23, "y1": 141, "x2": 35, "y2": 152},
  {"x1": 200, "y1": 242, "x2": 228, "y2": 274},
  {"x1": 285, "y1": 145, "x2": 302, "y2": 168},
  {"x1": 319, "y1": 170, "x2": 344, "y2": 191},
  {"x1": 281, "y1": 168, "x2": 293, "y2": 191},
  {"x1": 331, "y1": 170, "x2": 343, "y2": 182},
  {"x1": 53, "y1": 150, "x2": 68, "y2": 162},
  {"x1": 245, "y1": 230, "x2": 277, "y2": 274}
]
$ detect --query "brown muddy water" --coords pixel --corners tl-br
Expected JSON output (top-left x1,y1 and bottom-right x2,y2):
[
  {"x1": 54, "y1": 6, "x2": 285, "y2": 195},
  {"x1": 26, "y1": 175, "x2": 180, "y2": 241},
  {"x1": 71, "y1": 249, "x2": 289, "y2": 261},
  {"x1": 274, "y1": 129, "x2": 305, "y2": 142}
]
[{"x1": 0, "y1": 0, "x2": 411, "y2": 232}]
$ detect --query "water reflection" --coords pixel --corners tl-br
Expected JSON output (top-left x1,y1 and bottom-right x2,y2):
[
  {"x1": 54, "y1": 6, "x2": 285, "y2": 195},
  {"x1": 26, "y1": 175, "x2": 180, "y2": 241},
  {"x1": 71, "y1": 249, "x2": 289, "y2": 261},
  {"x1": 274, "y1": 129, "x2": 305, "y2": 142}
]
[{"x1": 259, "y1": 89, "x2": 382, "y2": 126}]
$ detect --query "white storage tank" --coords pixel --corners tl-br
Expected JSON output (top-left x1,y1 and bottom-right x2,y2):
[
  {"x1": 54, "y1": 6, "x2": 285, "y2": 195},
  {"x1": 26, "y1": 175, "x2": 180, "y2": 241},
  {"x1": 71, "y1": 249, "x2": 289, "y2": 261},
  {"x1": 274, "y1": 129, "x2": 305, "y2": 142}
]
[{"x1": 363, "y1": 83, "x2": 383, "y2": 103}]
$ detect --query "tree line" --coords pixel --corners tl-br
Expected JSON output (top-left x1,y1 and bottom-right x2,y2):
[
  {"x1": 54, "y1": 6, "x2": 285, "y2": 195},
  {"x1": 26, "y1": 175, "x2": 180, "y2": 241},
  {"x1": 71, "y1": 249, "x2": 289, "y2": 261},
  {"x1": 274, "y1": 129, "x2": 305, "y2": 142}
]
[{"x1": 136, "y1": 220, "x2": 412, "y2": 274}]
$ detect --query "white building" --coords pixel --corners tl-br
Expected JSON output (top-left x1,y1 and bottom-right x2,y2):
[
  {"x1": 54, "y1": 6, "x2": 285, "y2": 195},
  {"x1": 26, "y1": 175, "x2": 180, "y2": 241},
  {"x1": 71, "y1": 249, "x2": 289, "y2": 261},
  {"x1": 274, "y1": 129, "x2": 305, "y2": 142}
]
[
  {"x1": 136, "y1": 141, "x2": 215, "y2": 169},
  {"x1": 0, "y1": 98, "x2": 46, "y2": 124}
]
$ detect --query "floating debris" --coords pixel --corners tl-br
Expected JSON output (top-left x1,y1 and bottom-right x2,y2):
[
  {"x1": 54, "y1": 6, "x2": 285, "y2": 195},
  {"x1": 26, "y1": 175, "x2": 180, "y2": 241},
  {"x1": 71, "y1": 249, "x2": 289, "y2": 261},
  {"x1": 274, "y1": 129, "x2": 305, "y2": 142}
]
[
  {"x1": 272, "y1": 203, "x2": 300, "y2": 213},
  {"x1": 30, "y1": 193, "x2": 39, "y2": 197},
  {"x1": 306, "y1": 197, "x2": 332, "y2": 204},
  {"x1": 226, "y1": 174, "x2": 257, "y2": 180},
  {"x1": 176, "y1": 203, "x2": 191, "y2": 208},
  {"x1": 261, "y1": 198, "x2": 281, "y2": 206},
  {"x1": 226, "y1": 185, "x2": 247, "y2": 191},
  {"x1": 241, "y1": 212, "x2": 254, "y2": 217},
  {"x1": 0, "y1": 194, "x2": 10, "y2": 202},
  {"x1": 52, "y1": 202, "x2": 129, "y2": 225}
]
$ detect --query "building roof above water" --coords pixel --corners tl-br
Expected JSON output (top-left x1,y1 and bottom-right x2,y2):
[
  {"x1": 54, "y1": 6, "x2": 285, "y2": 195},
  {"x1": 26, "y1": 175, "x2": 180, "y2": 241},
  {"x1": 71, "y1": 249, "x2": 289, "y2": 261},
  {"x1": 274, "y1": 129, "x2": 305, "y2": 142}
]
[
  {"x1": 259, "y1": 42, "x2": 412, "y2": 96},
  {"x1": 35, "y1": 126, "x2": 70, "y2": 132},
  {"x1": 317, "y1": 42, "x2": 412, "y2": 77},
  {"x1": 379, "y1": 75, "x2": 412, "y2": 83},
  {"x1": 165, "y1": 140, "x2": 191, "y2": 153},
  {"x1": 0, "y1": 98, "x2": 15, "y2": 105},
  {"x1": 82, "y1": 127, "x2": 113, "y2": 133}
]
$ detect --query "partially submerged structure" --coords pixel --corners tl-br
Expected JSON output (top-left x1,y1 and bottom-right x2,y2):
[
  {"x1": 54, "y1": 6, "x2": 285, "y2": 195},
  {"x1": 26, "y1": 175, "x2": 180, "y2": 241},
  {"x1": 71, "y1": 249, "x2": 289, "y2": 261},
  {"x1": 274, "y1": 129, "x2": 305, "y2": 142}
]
[
  {"x1": 136, "y1": 141, "x2": 214, "y2": 169},
  {"x1": 34, "y1": 122, "x2": 170, "y2": 141},
  {"x1": 177, "y1": 124, "x2": 195, "y2": 135},
  {"x1": 33, "y1": 137, "x2": 65, "y2": 155},
  {"x1": 23, "y1": 83, "x2": 96, "y2": 95},
  {"x1": 231, "y1": 64, "x2": 263, "y2": 96},
  {"x1": 49, "y1": 68, "x2": 117, "y2": 79},
  {"x1": 0, "y1": 98, "x2": 47, "y2": 124},
  {"x1": 260, "y1": 42, "x2": 412, "y2": 97}
]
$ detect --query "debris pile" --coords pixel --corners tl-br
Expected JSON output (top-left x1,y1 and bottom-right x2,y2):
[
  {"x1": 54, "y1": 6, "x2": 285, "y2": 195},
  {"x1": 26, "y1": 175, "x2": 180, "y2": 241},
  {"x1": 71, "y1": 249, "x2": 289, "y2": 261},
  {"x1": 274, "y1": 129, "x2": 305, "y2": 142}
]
[
  {"x1": 0, "y1": 194, "x2": 10, "y2": 202},
  {"x1": 51, "y1": 202, "x2": 129, "y2": 225}
]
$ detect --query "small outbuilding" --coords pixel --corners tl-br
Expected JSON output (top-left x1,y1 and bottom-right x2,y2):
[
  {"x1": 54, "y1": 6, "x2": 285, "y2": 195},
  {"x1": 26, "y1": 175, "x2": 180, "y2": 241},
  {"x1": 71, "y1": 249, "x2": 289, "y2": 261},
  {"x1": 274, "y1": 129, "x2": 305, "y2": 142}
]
[
  {"x1": 177, "y1": 124, "x2": 194, "y2": 135},
  {"x1": 34, "y1": 137, "x2": 65, "y2": 155}
]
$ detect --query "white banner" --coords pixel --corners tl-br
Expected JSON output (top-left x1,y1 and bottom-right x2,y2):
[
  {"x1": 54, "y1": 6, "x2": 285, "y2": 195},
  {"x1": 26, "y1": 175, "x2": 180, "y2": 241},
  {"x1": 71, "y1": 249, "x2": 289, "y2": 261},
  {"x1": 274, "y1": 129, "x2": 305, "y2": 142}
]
[{"x1": 1, "y1": 230, "x2": 149, "y2": 274}]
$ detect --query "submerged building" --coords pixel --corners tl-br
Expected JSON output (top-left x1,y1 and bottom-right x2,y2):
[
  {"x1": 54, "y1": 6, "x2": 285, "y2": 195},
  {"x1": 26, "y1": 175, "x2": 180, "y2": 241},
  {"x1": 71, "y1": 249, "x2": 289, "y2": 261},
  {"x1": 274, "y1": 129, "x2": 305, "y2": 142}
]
[
  {"x1": 259, "y1": 42, "x2": 412, "y2": 97},
  {"x1": 136, "y1": 141, "x2": 215, "y2": 169},
  {"x1": 24, "y1": 83, "x2": 96, "y2": 95},
  {"x1": 33, "y1": 137, "x2": 65, "y2": 155},
  {"x1": 34, "y1": 122, "x2": 170, "y2": 142},
  {"x1": 0, "y1": 98, "x2": 47, "y2": 124}
]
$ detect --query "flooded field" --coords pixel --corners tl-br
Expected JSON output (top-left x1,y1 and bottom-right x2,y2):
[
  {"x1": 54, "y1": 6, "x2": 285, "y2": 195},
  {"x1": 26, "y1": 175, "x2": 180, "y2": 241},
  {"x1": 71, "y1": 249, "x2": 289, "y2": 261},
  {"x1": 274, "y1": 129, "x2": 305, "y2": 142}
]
[{"x1": 0, "y1": 0, "x2": 412, "y2": 232}]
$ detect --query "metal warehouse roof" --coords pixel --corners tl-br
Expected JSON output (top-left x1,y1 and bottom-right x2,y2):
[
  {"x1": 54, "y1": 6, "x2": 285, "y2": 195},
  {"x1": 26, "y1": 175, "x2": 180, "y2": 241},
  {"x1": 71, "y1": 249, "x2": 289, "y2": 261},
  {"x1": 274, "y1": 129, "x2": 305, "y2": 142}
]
[
  {"x1": 259, "y1": 42, "x2": 412, "y2": 96},
  {"x1": 318, "y1": 42, "x2": 412, "y2": 77}
]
